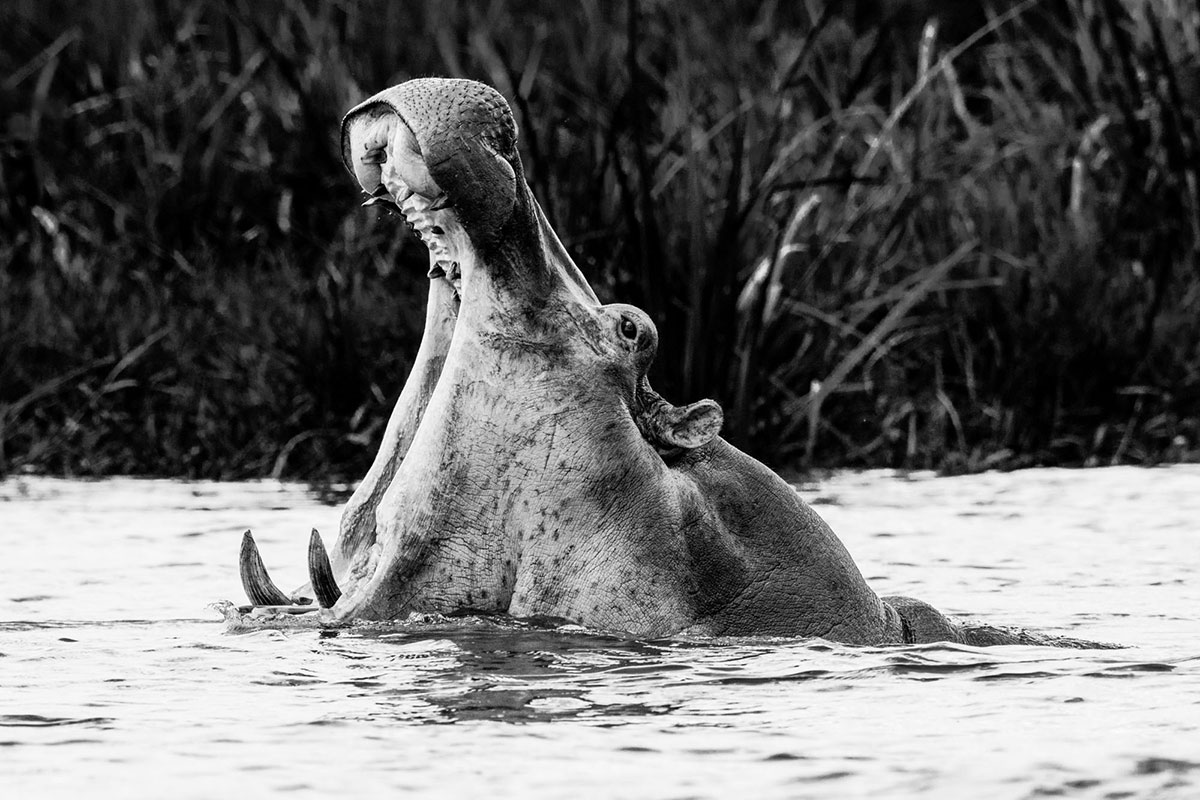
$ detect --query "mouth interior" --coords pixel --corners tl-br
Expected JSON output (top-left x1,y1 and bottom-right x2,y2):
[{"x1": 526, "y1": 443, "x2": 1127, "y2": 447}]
[
  {"x1": 350, "y1": 109, "x2": 467, "y2": 306},
  {"x1": 399, "y1": 191, "x2": 463, "y2": 304},
  {"x1": 426, "y1": 259, "x2": 462, "y2": 303}
]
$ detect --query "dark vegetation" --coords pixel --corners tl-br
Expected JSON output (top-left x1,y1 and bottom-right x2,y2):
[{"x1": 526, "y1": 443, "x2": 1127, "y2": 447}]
[{"x1": 2, "y1": 0, "x2": 1198, "y2": 480}]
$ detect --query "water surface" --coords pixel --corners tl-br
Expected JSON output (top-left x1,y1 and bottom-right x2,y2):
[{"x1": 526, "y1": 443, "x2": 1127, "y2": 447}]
[{"x1": 3, "y1": 468, "x2": 1198, "y2": 798}]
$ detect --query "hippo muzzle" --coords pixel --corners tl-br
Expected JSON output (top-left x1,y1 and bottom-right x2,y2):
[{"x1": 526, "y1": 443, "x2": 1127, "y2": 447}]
[{"x1": 342, "y1": 79, "x2": 518, "y2": 246}]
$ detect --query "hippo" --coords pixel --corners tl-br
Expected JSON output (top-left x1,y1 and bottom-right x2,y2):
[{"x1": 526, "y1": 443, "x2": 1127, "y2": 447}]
[{"x1": 235, "y1": 78, "x2": 1109, "y2": 648}]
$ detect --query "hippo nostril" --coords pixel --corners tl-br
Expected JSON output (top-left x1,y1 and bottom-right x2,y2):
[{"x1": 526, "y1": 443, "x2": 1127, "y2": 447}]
[{"x1": 429, "y1": 226, "x2": 444, "y2": 236}]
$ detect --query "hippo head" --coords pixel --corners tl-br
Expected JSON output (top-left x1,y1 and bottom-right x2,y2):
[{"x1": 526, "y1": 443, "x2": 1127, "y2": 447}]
[
  {"x1": 339, "y1": 78, "x2": 724, "y2": 449},
  {"x1": 242, "y1": 79, "x2": 723, "y2": 627}
]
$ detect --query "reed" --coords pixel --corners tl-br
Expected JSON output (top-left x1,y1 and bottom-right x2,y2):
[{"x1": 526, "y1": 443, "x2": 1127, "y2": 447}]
[{"x1": 1, "y1": 0, "x2": 1197, "y2": 478}]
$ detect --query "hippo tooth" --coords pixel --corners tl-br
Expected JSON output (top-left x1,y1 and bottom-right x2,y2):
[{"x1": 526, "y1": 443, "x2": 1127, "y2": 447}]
[
  {"x1": 307, "y1": 529, "x2": 342, "y2": 609},
  {"x1": 361, "y1": 196, "x2": 403, "y2": 215},
  {"x1": 239, "y1": 530, "x2": 292, "y2": 607}
]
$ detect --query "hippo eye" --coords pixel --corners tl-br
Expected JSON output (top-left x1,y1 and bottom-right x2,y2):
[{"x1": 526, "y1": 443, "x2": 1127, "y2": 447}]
[{"x1": 619, "y1": 316, "x2": 638, "y2": 341}]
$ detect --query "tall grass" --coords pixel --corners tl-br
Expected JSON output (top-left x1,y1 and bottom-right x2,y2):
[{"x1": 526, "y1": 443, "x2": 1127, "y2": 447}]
[{"x1": 1, "y1": 0, "x2": 1197, "y2": 478}]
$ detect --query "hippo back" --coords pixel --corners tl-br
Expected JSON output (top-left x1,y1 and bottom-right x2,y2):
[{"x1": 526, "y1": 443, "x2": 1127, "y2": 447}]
[{"x1": 668, "y1": 438, "x2": 893, "y2": 642}]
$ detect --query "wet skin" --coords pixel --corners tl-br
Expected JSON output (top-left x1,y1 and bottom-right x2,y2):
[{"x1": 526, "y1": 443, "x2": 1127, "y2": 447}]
[{"x1": 236, "y1": 79, "x2": 1115, "y2": 649}]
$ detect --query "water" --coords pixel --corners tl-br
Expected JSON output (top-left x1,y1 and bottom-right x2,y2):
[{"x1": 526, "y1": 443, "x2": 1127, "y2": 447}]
[{"x1": 3, "y1": 468, "x2": 1198, "y2": 798}]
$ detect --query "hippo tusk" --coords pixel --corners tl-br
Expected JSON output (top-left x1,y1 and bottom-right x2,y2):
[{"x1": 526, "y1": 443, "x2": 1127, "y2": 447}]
[
  {"x1": 307, "y1": 529, "x2": 342, "y2": 609},
  {"x1": 239, "y1": 530, "x2": 292, "y2": 607}
]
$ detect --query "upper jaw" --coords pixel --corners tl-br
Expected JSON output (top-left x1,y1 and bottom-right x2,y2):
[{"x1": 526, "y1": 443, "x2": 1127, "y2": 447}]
[
  {"x1": 340, "y1": 80, "x2": 519, "y2": 249},
  {"x1": 341, "y1": 84, "x2": 592, "y2": 317},
  {"x1": 346, "y1": 109, "x2": 468, "y2": 302},
  {"x1": 348, "y1": 110, "x2": 445, "y2": 207}
]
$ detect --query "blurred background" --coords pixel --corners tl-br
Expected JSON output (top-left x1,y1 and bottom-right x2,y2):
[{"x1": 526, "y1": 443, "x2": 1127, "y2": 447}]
[{"x1": 1, "y1": 0, "x2": 1197, "y2": 481}]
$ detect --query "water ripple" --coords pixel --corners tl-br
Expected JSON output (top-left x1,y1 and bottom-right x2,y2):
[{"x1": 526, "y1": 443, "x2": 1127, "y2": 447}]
[{"x1": 0, "y1": 714, "x2": 114, "y2": 729}]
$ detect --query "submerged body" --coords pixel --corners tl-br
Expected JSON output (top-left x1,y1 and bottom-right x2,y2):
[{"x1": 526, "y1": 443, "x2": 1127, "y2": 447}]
[{"x1": 236, "y1": 79, "x2": 1110, "y2": 648}]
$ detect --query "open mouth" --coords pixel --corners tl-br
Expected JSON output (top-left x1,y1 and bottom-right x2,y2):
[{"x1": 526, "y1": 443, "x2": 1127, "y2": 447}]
[
  {"x1": 400, "y1": 192, "x2": 462, "y2": 303},
  {"x1": 234, "y1": 113, "x2": 474, "y2": 620},
  {"x1": 369, "y1": 187, "x2": 463, "y2": 303},
  {"x1": 358, "y1": 129, "x2": 465, "y2": 306}
]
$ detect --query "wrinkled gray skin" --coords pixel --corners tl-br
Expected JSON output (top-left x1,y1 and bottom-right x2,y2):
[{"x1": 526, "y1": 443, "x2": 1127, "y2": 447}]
[{"x1": 258, "y1": 79, "x2": 1103, "y2": 648}]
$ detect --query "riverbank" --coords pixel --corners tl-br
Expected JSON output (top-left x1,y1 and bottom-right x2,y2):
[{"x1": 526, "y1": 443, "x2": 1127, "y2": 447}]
[{"x1": 2, "y1": 0, "x2": 1197, "y2": 479}]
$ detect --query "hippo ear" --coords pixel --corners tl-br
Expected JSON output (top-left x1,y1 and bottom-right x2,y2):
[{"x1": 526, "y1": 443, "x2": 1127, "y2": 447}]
[
  {"x1": 635, "y1": 379, "x2": 724, "y2": 452},
  {"x1": 655, "y1": 399, "x2": 724, "y2": 450}
]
